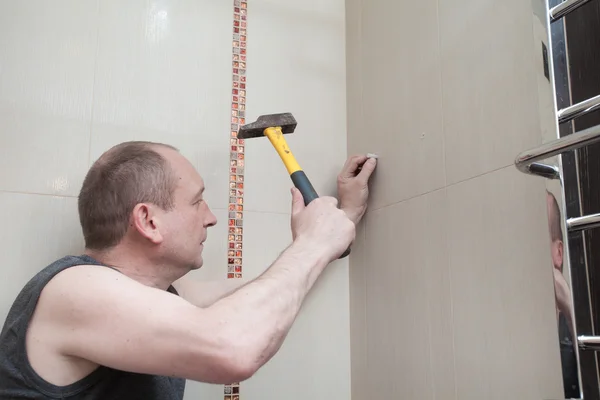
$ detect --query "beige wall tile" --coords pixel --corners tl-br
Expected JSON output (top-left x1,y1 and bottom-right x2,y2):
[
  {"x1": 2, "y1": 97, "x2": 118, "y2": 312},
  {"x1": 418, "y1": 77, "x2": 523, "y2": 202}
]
[
  {"x1": 241, "y1": 210, "x2": 351, "y2": 400},
  {"x1": 439, "y1": 0, "x2": 543, "y2": 184},
  {"x1": 356, "y1": 0, "x2": 445, "y2": 210},
  {"x1": 0, "y1": 193, "x2": 84, "y2": 323},
  {"x1": 0, "y1": 109, "x2": 92, "y2": 196},
  {"x1": 243, "y1": 0, "x2": 347, "y2": 214},
  {"x1": 183, "y1": 382, "x2": 223, "y2": 400},
  {"x1": 345, "y1": 0, "x2": 363, "y2": 160},
  {"x1": 446, "y1": 166, "x2": 563, "y2": 399},
  {"x1": 0, "y1": 1, "x2": 98, "y2": 196},
  {"x1": 91, "y1": 0, "x2": 232, "y2": 138},
  {"x1": 89, "y1": 0, "x2": 233, "y2": 209},
  {"x1": 364, "y1": 189, "x2": 455, "y2": 399}
]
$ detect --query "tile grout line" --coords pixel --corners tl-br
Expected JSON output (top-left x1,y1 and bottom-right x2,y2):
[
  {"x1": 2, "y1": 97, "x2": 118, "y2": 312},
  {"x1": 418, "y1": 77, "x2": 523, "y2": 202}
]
[
  {"x1": 224, "y1": 1, "x2": 248, "y2": 399},
  {"x1": 0, "y1": 190, "x2": 77, "y2": 199},
  {"x1": 371, "y1": 162, "x2": 517, "y2": 212}
]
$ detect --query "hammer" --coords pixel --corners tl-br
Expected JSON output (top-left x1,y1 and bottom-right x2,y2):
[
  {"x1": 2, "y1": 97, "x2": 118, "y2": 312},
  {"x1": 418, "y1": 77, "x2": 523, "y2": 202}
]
[{"x1": 238, "y1": 112, "x2": 351, "y2": 259}]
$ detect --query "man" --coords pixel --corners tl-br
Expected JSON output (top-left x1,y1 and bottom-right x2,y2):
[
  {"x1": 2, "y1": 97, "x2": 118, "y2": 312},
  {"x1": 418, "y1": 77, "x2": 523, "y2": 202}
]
[
  {"x1": 546, "y1": 190, "x2": 580, "y2": 399},
  {"x1": 0, "y1": 141, "x2": 377, "y2": 399}
]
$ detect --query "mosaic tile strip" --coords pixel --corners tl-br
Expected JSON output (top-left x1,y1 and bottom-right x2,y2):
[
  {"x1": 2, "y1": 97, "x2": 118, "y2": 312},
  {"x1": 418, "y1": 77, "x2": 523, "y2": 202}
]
[
  {"x1": 225, "y1": 0, "x2": 247, "y2": 398},
  {"x1": 227, "y1": 0, "x2": 246, "y2": 280}
]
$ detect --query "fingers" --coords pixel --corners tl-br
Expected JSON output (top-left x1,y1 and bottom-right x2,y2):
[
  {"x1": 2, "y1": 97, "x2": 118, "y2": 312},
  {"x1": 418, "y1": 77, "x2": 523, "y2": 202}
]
[
  {"x1": 290, "y1": 187, "x2": 305, "y2": 216},
  {"x1": 357, "y1": 157, "x2": 377, "y2": 182},
  {"x1": 339, "y1": 155, "x2": 368, "y2": 180}
]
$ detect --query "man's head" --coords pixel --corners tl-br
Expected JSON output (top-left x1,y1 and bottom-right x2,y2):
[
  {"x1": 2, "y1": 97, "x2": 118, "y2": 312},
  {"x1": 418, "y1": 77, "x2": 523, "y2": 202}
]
[
  {"x1": 546, "y1": 190, "x2": 564, "y2": 272},
  {"x1": 78, "y1": 141, "x2": 217, "y2": 272}
]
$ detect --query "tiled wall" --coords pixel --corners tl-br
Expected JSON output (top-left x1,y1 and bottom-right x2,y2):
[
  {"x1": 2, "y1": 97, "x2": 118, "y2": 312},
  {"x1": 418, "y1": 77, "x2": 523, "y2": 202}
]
[
  {"x1": 346, "y1": 0, "x2": 566, "y2": 398},
  {"x1": 2, "y1": 0, "x2": 562, "y2": 398},
  {"x1": 0, "y1": 0, "x2": 349, "y2": 399}
]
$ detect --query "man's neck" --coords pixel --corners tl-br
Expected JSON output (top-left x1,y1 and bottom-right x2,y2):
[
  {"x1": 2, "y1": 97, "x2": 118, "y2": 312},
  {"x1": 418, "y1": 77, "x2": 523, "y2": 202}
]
[{"x1": 83, "y1": 247, "x2": 179, "y2": 291}]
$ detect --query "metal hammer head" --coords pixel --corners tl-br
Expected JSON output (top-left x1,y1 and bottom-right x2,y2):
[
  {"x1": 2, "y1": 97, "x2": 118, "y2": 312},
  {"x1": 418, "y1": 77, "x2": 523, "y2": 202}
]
[{"x1": 238, "y1": 112, "x2": 297, "y2": 139}]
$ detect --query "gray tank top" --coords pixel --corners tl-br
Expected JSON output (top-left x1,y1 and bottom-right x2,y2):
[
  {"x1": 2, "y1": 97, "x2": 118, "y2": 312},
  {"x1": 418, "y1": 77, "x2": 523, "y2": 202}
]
[{"x1": 0, "y1": 255, "x2": 186, "y2": 399}]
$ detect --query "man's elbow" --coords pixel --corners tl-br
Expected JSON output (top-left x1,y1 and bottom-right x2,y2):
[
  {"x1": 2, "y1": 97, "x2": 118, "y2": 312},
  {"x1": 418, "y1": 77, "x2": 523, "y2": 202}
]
[
  {"x1": 207, "y1": 349, "x2": 261, "y2": 384},
  {"x1": 187, "y1": 333, "x2": 266, "y2": 384},
  {"x1": 224, "y1": 359, "x2": 260, "y2": 383}
]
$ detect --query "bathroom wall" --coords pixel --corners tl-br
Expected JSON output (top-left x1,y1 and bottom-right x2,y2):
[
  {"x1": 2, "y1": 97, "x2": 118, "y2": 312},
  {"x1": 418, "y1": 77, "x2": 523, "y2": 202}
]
[
  {"x1": 346, "y1": 0, "x2": 566, "y2": 398},
  {"x1": 1, "y1": 0, "x2": 566, "y2": 399},
  {"x1": 0, "y1": 1, "x2": 349, "y2": 399}
]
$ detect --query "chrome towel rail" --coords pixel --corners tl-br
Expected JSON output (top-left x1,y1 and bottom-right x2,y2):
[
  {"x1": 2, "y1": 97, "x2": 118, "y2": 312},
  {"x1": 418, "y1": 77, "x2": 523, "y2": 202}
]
[
  {"x1": 568, "y1": 213, "x2": 600, "y2": 232},
  {"x1": 515, "y1": 122, "x2": 600, "y2": 178},
  {"x1": 558, "y1": 94, "x2": 600, "y2": 124},
  {"x1": 550, "y1": 0, "x2": 594, "y2": 22},
  {"x1": 527, "y1": 163, "x2": 561, "y2": 180},
  {"x1": 579, "y1": 335, "x2": 600, "y2": 351}
]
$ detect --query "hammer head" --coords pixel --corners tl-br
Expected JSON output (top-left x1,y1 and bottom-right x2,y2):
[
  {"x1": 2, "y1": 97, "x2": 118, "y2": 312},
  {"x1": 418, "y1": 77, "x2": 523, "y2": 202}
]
[{"x1": 238, "y1": 112, "x2": 297, "y2": 139}]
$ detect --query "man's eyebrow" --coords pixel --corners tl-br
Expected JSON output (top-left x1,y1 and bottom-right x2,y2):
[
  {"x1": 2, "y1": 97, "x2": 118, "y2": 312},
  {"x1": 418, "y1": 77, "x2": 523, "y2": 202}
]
[{"x1": 192, "y1": 187, "x2": 205, "y2": 201}]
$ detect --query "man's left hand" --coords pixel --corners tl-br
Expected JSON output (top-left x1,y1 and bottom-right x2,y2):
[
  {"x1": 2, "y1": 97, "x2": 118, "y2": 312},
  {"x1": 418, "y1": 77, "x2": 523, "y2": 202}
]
[{"x1": 337, "y1": 154, "x2": 377, "y2": 225}]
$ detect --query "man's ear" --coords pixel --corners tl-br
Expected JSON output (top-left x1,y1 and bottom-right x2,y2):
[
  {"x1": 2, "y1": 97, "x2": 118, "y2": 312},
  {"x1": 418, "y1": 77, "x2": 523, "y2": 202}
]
[
  {"x1": 552, "y1": 240, "x2": 564, "y2": 272},
  {"x1": 131, "y1": 203, "x2": 164, "y2": 244}
]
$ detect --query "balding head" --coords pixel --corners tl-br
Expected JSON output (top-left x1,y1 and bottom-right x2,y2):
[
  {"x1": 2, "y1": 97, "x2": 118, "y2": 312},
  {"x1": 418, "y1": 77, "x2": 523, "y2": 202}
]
[{"x1": 78, "y1": 141, "x2": 179, "y2": 250}]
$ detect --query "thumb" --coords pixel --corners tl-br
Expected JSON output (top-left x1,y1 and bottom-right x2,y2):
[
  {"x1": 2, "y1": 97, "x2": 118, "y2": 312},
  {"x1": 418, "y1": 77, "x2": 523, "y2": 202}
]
[
  {"x1": 357, "y1": 158, "x2": 377, "y2": 181},
  {"x1": 291, "y1": 187, "x2": 305, "y2": 215}
]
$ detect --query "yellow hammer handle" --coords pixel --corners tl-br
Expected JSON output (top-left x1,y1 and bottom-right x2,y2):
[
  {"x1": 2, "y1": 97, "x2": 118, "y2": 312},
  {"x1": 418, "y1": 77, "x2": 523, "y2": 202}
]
[{"x1": 263, "y1": 127, "x2": 302, "y2": 175}]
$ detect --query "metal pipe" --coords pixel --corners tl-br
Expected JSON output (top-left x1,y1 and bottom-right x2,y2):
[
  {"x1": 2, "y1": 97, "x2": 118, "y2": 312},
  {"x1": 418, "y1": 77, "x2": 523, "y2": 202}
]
[
  {"x1": 526, "y1": 162, "x2": 560, "y2": 180},
  {"x1": 579, "y1": 335, "x2": 600, "y2": 351},
  {"x1": 550, "y1": 0, "x2": 594, "y2": 22},
  {"x1": 558, "y1": 94, "x2": 600, "y2": 124},
  {"x1": 568, "y1": 213, "x2": 600, "y2": 232},
  {"x1": 515, "y1": 123, "x2": 600, "y2": 177}
]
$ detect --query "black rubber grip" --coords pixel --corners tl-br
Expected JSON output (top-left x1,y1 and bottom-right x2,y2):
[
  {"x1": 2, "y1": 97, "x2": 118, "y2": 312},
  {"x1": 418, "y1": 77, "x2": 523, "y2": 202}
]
[
  {"x1": 290, "y1": 170, "x2": 319, "y2": 206},
  {"x1": 290, "y1": 170, "x2": 351, "y2": 259}
]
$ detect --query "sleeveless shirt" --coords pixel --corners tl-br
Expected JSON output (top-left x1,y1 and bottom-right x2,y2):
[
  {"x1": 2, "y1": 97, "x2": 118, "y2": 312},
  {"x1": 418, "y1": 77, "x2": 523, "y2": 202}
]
[{"x1": 0, "y1": 255, "x2": 186, "y2": 399}]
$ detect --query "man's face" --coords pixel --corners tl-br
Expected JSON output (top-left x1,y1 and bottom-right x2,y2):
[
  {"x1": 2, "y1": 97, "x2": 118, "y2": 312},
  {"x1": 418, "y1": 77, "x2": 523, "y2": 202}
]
[
  {"x1": 157, "y1": 148, "x2": 217, "y2": 271},
  {"x1": 546, "y1": 193, "x2": 563, "y2": 271}
]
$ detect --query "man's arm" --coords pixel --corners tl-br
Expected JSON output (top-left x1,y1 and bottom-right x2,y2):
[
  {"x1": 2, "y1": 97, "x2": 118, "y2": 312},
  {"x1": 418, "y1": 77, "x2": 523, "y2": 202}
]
[
  {"x1": 173, "y1": 276, "x2": 250, "y2": 308},
  {"x1": 40, "y1": 193, "x2": 354, "y2": 384},
  {"x1": 41, "y1": 242, "x2": 328, "y2": 384}
]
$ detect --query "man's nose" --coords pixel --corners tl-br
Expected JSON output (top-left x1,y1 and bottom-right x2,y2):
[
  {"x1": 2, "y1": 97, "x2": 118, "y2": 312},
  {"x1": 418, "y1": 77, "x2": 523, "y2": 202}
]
[{"x1": 205, "y1": 207, "x2": 218, "y2": 227}]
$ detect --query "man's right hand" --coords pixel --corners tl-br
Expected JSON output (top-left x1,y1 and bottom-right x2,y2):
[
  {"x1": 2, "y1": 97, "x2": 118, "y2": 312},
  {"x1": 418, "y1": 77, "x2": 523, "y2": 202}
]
[{"x1": 289, "y1": 187, "x2": 355, "y2": 263}]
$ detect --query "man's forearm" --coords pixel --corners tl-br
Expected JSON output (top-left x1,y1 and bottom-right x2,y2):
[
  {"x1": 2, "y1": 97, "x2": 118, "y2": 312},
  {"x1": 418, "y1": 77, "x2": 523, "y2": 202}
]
[{"x1": 207, "y1": 238, "x2": 330, "y2": 372}]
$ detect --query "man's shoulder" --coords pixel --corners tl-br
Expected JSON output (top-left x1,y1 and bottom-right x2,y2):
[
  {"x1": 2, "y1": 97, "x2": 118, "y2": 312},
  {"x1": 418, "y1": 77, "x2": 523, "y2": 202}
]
[{"x1": 40, "y1": 264, "x2": 135, "y2": 309}]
